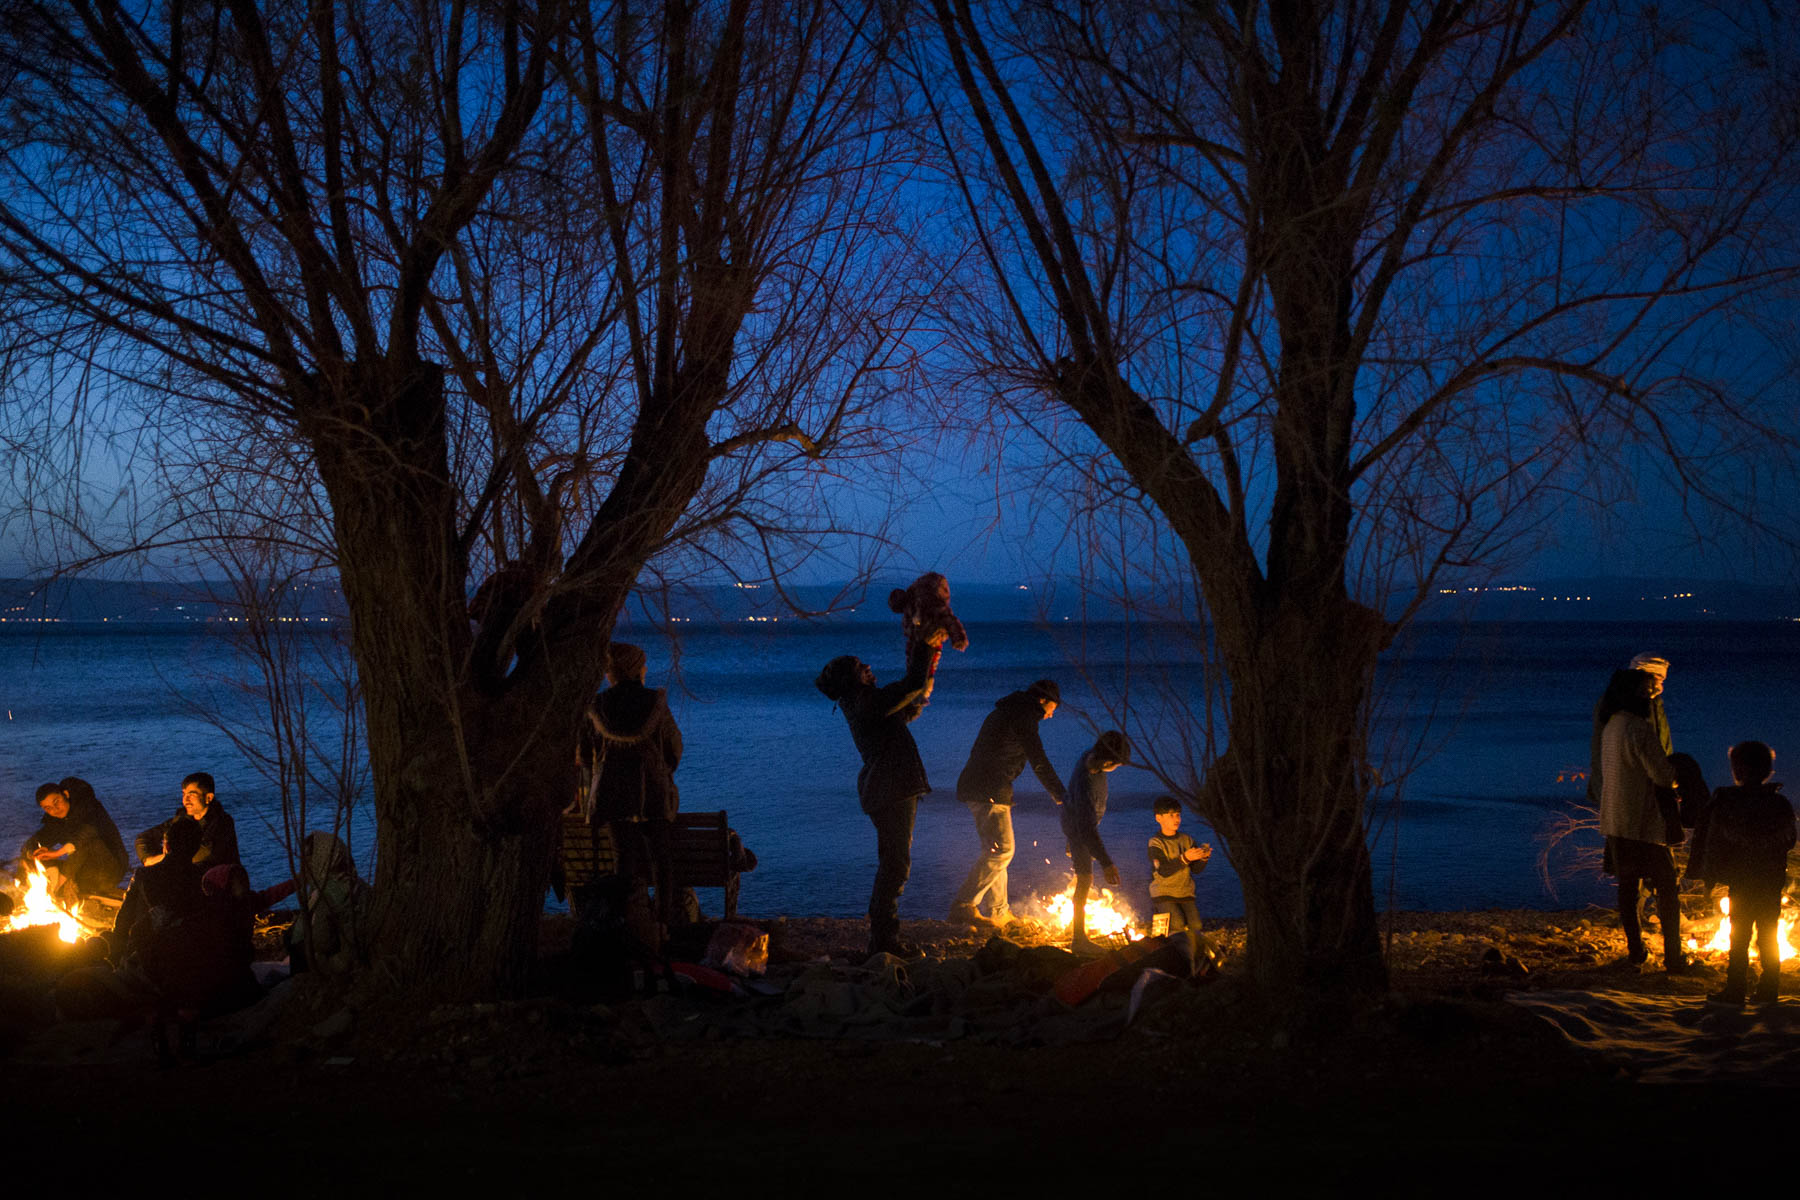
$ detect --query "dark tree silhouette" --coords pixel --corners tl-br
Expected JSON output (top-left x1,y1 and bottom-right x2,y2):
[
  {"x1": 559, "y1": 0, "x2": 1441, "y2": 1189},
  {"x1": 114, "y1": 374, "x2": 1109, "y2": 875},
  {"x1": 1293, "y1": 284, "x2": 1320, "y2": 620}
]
[
  {"x1": 917, "y1": 0, "x2": 1800, "y2": 1001},
  {"x1": 0, "y1": 0, "x2": 924, "y2": 994}
]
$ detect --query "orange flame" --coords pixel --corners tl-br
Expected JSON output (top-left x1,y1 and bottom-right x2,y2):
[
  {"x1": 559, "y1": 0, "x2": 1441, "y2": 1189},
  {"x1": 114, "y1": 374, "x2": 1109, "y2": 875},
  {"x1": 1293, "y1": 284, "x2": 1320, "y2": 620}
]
[
  {"x1": 1685, "y1": 893, "x2": 1800, "y2": 962},
  {"x1": 2, "y1": 862, "x2": 85, "y2": 943},
  {"x1": 1023, "y1": 878, "x2": 1145, "y2": 942}
]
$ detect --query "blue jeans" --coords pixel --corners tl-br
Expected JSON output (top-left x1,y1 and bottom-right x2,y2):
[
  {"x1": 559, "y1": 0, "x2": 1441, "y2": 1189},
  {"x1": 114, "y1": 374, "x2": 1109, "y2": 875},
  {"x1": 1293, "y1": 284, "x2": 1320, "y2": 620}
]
[{"x1": 952, "y1": 794, "x2": 1016, "y2": 917}]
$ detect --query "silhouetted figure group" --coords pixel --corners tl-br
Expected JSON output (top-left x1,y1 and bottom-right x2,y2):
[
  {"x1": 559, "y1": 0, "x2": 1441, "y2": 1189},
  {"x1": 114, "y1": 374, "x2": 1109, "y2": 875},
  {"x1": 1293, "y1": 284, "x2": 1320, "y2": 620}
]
[
  {"x1": 819, "y1": 572, "x2": 1177, "y2": 959},
  {"x1": 1589, "y1": 652, "x2": 1795, "y2": 1005}
]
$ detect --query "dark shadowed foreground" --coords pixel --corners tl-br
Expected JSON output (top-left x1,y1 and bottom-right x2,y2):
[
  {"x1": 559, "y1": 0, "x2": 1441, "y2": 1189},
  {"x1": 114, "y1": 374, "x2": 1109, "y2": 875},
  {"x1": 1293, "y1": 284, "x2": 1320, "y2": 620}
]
[{"x1": 6, "y1": 911, "x2": 1793, "y2": 1187}]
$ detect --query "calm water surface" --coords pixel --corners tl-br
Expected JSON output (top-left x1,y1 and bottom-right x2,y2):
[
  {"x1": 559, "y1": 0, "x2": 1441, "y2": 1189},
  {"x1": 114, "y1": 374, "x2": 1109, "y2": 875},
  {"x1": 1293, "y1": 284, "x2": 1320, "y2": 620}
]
[{"x1": 3, "y1": 619, "x2": 1796, "y2": 922}]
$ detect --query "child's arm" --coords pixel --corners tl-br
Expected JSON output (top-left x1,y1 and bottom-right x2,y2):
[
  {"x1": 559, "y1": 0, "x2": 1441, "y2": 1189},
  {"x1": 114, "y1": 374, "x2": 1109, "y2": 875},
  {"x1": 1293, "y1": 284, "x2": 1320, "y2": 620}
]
[
  {"x1": 945, "y1": 608, "x2": 969, "y2": 652},
  {"x1": 1149, "y1": 838, "x2": 1188, "y2": 879}
]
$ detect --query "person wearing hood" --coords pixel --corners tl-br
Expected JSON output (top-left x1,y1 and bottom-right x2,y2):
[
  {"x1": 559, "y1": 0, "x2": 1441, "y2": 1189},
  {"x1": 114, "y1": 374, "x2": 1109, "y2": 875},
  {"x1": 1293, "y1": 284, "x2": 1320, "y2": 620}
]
[
  {"x1": 948, "y1": 679, "x2": 1067, "y2": 928},
  {"x1": 581, "y1": 642, "x2": 683, "y2": 932},
  {"x1": 815, "y1": 637, "x2": 935, "y2": 959},
  {"x1": 289, "y1": 830, "x2": 368, "y2": 976},
  {"x1": 18, "y1": 777, "x2": 129, "y2": 903}
]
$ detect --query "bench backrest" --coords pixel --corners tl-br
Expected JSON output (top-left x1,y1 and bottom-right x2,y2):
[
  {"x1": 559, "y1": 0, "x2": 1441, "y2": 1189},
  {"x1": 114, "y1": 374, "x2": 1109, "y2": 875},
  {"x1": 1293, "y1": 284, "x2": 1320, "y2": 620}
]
[
  {"x1": 561, "y1": 810, "x2": 618, "y2": 887},
  {"x1": 668, "y1": 811, "x2": 731, "y2": 887}
]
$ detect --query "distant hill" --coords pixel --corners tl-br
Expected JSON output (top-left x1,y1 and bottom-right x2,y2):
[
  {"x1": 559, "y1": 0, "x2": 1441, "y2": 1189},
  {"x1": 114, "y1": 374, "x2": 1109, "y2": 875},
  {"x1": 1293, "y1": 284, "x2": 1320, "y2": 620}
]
[{"x1": 3, "y1": 573, "x2": 1795, "y2": 628}]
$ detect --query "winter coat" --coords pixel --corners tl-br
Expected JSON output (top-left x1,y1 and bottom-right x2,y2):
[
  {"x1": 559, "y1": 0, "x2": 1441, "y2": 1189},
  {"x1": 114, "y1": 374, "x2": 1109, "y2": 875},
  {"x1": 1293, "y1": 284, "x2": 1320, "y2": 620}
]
[
  {"x1": 1705, "y1": 783, "x2": 1796, "y2": 894},
  {"x1": 889, "y1": 577, "x2": 969, "y2": 654},
  {"x1": 135, "y1": 803, "x2": 240, "y2": 869},
  {"x1": 290, "y1": 831, "x2": 368, "y2": 975},
  {"x1": 837, "y1": 646, "x2": 933, "y2": 814},
  {"x1": 583, "y1": 680, "x2": 683, "y2": 824},
  {"x1": 1597, "y1": 711, "x2": 1676, "y2": 844},
  {"x1": 957, "y1": 690, "x2": 1066, "y2": 805},
  {"x1": 1060, "y1": 749, "x2": 1115, "y2": 870},
  {"x1": 20, "y1": 777, "x2": 128, "y2": 896}
]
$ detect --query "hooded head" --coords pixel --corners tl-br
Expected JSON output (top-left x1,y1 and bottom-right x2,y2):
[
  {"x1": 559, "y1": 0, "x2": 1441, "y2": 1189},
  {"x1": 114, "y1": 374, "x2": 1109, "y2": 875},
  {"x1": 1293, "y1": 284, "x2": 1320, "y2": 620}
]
[{"x1": 815, "y1": 655, "x2": 864, "y2": 702}]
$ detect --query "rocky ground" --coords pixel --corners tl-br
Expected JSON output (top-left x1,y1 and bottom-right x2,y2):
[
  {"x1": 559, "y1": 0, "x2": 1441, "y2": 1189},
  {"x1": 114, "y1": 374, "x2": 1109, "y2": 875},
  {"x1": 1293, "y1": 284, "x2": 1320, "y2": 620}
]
[{"x1": 6, "y1": 904, "x2": 1791, "y2": 1189}]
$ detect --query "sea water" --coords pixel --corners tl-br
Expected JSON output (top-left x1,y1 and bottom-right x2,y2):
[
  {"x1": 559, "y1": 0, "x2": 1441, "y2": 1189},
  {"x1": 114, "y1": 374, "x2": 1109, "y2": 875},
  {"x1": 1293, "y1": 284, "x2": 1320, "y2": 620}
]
[{"x1": 2, "y1": 618, "x2": 1797, "y2": 920}]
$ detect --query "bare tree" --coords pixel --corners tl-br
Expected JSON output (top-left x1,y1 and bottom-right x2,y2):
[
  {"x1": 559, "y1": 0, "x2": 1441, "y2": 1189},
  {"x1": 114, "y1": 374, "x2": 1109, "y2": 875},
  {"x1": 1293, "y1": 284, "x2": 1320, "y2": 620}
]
[
  {"x1": 0, "y1": 0, "x2": 926, "y2": 995},
  {"x1": 914, "y1": 0, "x2": 1800, "y2": 1001}
]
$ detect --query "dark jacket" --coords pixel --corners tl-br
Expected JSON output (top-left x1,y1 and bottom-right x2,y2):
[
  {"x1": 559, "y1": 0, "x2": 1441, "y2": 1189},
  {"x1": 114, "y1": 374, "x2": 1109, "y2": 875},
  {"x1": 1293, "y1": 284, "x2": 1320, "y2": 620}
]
[
  {"x1": 136, "y1": 803, "x2": 240, "y2": 869},
  {"x1": 20, "y1": 777, "x2": 128, "y2": 895},
  {"x1": 1060, "y1": 749, "x2": 1115, "y2": 870},
  {"x1": 957, "y1": 691, "x2": 1067, "y2": 805},
  {"x1": 1705, "y1": 782, "x2": 1796, "y2": 894},
  {"x1": 838, "y1": 647, "x2": 932, "y2": 814},
  {"x1": 583, "y1": 680, "x2": 683, "y2": 824}
]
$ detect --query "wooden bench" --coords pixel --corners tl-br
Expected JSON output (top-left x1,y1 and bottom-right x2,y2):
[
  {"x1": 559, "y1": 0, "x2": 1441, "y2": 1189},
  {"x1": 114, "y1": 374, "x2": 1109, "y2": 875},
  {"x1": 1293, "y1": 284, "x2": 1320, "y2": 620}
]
[{"x1": 559, "y1": 809, "x2": 739, "y2": 919}]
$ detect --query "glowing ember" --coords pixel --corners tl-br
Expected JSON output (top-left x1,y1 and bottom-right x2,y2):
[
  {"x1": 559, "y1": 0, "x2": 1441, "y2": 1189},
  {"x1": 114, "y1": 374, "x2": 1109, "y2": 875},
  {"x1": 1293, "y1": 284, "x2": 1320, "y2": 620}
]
[
  {"x1": 1684, "y1": 893, "x2": 1800, "y2": 963},
  {"x1": 1, "y1": 862, "x2": 86, "y2": 943},
  {"x1": 1033, "y1": 878, "x2": 1145, "y2": 942}
]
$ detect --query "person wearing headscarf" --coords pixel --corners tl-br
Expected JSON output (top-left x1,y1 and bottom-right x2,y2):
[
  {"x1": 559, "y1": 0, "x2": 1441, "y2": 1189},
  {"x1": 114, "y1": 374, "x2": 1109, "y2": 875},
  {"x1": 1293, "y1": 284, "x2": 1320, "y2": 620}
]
[{"x1": 1594, "y1": 668, "x2": 1685, "y2": 971}]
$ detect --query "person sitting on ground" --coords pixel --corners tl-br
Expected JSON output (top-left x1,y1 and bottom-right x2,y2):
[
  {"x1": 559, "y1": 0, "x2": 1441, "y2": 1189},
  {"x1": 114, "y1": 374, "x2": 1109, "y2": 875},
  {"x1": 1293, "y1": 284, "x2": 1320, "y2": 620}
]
[
  {"x1": 135, "y1": 772, "x2": 239, "y2": 870},
  {"x1": 1595, "y1": 668, "x2": 1686, "y2": 972},
  {"x1": 581, "y1": 642, "x2": 683, "y2": 944},
  {"x1": 110, "y1": 814, "x2": 211, "y2": 960},
  {"x1": 948, "y1": 679, "x2": 1066, "y2": 929},
  {"x1": 887, "y1": 571, "x2": 968, "y2": 711},
  {"x1": 1062, "y1": 730, "x2": 1130, "y2": 955},
  {"x1": 18, "y1": 777, "x2": 128, "y2": 905},
  {"x1": 288, "y1": 830, "x2": 368, "y2": 976},
  {"x1": 1148, "y1": 794, "x2": 1210, "y2": 940},
  {"x1": 1705, "y1": 741, "x2": 1796, "y2": 1008}
]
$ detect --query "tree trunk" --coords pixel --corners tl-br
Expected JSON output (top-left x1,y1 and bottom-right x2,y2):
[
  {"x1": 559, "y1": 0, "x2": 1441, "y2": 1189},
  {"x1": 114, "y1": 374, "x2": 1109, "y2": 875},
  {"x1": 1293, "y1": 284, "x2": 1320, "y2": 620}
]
[
  {"x1": 304, "y1": 361, "x2": 612, "y2": 997},
  {"x1": 1202, "y1": 589, "x2": 1390, "y2": 1003}
]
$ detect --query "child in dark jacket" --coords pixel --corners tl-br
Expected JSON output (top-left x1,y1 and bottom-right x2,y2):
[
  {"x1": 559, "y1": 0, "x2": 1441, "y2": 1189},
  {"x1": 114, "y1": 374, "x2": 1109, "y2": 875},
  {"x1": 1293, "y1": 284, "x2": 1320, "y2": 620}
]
[
  {"x1": 1062, "y1": 730, "x2": 1130, "y2": 953},
  {"x1": 888, "y1": 572, "x2": 969, "y2": 710},
  {"x1": 1705, "y1": 741, "x2": 1796, "y2": 1007}
]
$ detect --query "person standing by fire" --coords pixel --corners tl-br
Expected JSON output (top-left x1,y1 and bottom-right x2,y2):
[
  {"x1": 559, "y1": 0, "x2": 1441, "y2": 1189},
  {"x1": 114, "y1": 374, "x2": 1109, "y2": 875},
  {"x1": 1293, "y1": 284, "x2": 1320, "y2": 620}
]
[
  {"x1": 948, "y1": 679, "x2": 1066, "y2": 929},
  {"x1": 1594, "y1": 668, "x2": 1686, "y2": 971},
  {"x1": 1063, "y1": 731, "x2": 1130, "y2": 955},
  {"x1": 16, "y1": 777, "x2": 128, "y2": 905},
  {"x1": 816, "y1": 635, "x2": 936, "y2": 959}
]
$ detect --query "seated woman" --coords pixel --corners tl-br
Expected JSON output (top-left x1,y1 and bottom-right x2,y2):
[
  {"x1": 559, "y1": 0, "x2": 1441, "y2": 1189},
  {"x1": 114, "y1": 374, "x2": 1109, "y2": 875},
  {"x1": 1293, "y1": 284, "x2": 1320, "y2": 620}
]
[{"x1": 18, "y1": 778, "x2": 129, "y2": 905}]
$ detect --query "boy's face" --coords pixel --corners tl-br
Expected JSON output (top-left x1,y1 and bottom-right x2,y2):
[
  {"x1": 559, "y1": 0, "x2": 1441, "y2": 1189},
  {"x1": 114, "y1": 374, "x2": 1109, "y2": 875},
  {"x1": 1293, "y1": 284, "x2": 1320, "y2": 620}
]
[
  {"x1": 933, "y1": 578, "x2": 950, "y2": 602},
  {"x1": 1156, "y1": 810, "x2": 1181, "y2": 836}
]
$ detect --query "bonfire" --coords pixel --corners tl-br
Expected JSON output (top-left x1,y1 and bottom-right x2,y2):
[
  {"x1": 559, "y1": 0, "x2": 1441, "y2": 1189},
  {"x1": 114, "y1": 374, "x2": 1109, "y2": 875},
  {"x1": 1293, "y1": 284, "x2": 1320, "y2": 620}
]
[
  {"x1": 1019, "y1": 877, "x2": 1146, "y2": 944},
  {"x1": 1, "y1": 861, "x2": 89, "y2": 943},
  {"x1": 1685, "y1": 892, "x2": 1800, "y2": 962}
]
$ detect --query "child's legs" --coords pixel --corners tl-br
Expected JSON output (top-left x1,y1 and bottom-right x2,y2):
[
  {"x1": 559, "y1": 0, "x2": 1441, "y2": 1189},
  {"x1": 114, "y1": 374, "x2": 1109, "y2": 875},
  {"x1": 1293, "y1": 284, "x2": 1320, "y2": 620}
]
[
  {"x1": 1070, "y1": 851, "x2": 1093, "y2": 937},
  {"x1": 1153, "y1": 895, "x2": 1198, "y2": 933},
  {"x1": 1726, "y1": 892, "x2": 1755, "y2": 993},
  {"x1": 1755, "y1": 914, "x2": 1783, "y2": 998},
  {"x1": 1737, "y1": 888, "x2": 1783, "y2": 996}
]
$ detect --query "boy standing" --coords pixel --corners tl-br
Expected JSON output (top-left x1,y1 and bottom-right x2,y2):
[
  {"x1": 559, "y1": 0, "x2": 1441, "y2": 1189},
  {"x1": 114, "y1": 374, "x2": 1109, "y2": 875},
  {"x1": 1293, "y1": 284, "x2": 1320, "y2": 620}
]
[
  {"x1": 1062, "y1": 730, "x2": 1130, "y2": 954},
  {"x1": 1706, "y1": 741, "x2": 1796, "y2": 1007},
  {"x1": 1148, "y1": 795, "x2": 1211, "y2": 937}
]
